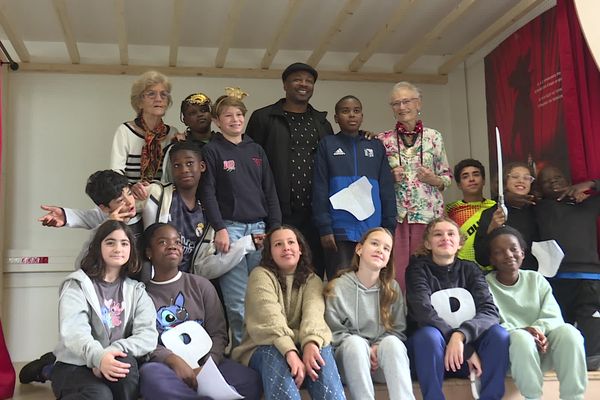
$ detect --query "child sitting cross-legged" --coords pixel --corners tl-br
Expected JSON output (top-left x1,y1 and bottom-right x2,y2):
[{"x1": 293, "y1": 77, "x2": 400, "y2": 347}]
[{"x1": 485, "y1": 225, "x2": 587, "y2": 400}]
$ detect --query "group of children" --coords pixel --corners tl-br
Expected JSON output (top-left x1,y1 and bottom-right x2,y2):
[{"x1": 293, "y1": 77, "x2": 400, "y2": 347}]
[{"x1": 20, "y1": 68, "x2": 597, "y2": 400}]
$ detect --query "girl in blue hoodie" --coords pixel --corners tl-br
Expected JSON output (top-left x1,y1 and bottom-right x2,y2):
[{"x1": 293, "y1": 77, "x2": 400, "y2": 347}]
[{"x1": 325, "y1": 227, "x2": 414, "y2": 400}]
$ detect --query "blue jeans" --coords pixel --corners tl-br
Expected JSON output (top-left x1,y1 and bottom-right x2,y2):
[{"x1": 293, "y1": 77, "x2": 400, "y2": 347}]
[
  {"x1": 407, "y1": 325, "x2": 509, "y2": 400},
  {"x1": 249, "y1": 345, "x2": 346, "y2": 400},
  {"x1": 219, "y1": 220, "x2": 265, "y2": 348}
]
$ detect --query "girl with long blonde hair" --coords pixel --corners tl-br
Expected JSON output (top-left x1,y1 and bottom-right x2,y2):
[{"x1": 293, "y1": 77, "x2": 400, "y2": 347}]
[{"x1": 325, "y1": 227, "x2": 414, "y2": 400}]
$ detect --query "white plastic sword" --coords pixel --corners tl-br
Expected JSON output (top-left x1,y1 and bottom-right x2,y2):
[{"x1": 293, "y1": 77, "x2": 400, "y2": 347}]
[{"x1": 496, "y1": 127, "x2": 508, "y2": 218}]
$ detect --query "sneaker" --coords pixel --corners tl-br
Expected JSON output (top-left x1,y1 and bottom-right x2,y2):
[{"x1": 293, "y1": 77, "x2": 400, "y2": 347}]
[{"x1": 19, "y1": 352, "x2": 56, "y2": 384}]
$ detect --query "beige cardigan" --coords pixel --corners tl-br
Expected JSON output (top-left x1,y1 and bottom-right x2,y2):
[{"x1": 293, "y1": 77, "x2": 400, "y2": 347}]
[{"x1": 231, "y1": 266, "x2": 332, "y2": 366}]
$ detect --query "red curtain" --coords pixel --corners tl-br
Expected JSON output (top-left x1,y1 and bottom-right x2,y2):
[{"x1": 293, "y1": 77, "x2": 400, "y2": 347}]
[
  {"x1": 557, "y1": 0, "x2": 600, "y2": 183},
  {"x1": 484, "y1": 7, "x2": 569, "y2": 184}
]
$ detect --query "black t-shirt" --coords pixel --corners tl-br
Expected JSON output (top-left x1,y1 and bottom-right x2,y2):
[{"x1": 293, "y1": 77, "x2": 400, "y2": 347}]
[{"x1": 284, "y1": 111, "x2": 320, "y2": 211}]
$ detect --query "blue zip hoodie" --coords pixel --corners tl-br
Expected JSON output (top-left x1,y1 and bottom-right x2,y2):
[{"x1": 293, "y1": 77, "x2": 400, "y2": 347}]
[{"x1": 312, "y1": 131, "x2": 396, "y2": 242}]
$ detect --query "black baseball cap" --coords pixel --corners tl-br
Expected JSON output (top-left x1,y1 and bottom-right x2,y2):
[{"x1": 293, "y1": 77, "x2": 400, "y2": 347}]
[{"x1": 281, "y1": 62, "x2": 318, "y2": 82}]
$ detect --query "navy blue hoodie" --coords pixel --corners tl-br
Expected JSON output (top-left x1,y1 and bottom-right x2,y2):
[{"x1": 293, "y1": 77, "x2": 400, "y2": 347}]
[
  {"x1": 200, "y1": 133, "x2": 282, "y2": 231},
  {"x1": 406, "y1": 255, "x2": 499, "y2": 356}
]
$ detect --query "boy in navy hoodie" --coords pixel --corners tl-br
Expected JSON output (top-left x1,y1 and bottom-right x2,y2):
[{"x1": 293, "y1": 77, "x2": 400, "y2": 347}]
[
  {"x1": 200, "y1": 92, "x2": 281, "y2": 349},
  {"x1": 312, "y1": 95, "x2": 395, "y2": 279}
]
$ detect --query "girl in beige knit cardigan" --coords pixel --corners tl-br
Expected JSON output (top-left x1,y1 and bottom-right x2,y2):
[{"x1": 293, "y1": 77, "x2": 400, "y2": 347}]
[{"x1": 232, "y1": 225, "x2": 346, "y2": 400}]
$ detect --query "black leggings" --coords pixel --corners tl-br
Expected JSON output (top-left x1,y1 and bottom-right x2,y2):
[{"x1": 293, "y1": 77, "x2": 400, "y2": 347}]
[{"x1": 51, "y1": 354, "x2": 139, "y2": 400}]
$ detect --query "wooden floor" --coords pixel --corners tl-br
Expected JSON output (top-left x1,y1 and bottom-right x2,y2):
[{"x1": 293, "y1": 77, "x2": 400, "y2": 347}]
[{"x1": 9, "y1": 363, "x2": 600, "y2": 399}]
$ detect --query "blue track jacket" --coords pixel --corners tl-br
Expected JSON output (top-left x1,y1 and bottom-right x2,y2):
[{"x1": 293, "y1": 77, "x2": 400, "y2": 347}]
[{"x1": 312, "y1": 131, "x2": 396, "y2": 242}]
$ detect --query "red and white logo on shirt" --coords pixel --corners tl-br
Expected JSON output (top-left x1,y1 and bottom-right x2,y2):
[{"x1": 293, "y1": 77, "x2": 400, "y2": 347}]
[{"x1": 223, "y1": 160, "x2": 236, "y2": 172}]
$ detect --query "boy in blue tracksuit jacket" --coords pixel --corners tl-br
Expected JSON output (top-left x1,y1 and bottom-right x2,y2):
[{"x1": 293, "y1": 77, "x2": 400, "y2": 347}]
[{"x1": 313, "y1": 95, "x2": 396, "y2": 279}]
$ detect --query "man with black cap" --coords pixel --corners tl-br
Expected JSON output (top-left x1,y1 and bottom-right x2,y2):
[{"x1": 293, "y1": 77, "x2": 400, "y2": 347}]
[{"x1": 246, "y1": 62, "x2": 333, "y2": 278}]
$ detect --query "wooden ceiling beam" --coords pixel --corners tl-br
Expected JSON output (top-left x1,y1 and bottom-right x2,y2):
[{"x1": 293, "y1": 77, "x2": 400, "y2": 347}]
[
  {"x1": 114, "y1": 0, "x2": 128, "y2": 65},
  {"x1": 307, "y1": 0, "x2": 361, "y2": 67},
  {"x1": 260, "y1": 0, "x2": 303, "y2": 69},
  {"x1": 15, "y1": 61, "x2": 448, "y2": 84},
  {"x1": 438, "y1": 0, "x2": 546, "y2": 75},
  {"x1": 169, "y1": 0, "x2": 185, "y2": 67},
  {"x1": 394, "y1": 0, "x2": 477, "y2": 73},
  {"x1": 349, "y1": 0, "x2": 419, "y2": 72},
  {"x1": 0, "y1": 0, "x2": 30, "y2": 62},
  {"x1": 52, "y1": 0, "x2": 80, "y2": 64},
  {"x1": 215, "y1": 0, "x2": 246, "y2": 68}
]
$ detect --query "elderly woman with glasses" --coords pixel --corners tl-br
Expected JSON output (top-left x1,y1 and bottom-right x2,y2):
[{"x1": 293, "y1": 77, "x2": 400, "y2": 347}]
[
  {"x1": 110, "y1": 71, "x2": 180, "y2": 199},
  {"x1": 377, "y1": 81, "x2": 452, "y2": 292}
]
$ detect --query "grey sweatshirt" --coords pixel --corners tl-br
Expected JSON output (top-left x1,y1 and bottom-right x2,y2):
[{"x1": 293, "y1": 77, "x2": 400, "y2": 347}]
[
  {"x1": 53, "y1": 269, "x2": 158, "y2": 368},
  {"x1": 325, "y1": 271, "x2": 407, "y2": 347}
]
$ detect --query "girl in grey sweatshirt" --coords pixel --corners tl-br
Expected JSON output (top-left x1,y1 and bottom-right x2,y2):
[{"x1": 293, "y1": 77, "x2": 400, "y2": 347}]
[
  {"x1": 51, "y1": 221, "x2": 157, "y2": 400},
  {"x1": 325, "y1": 227, "x2": 415, "y2": 400}
]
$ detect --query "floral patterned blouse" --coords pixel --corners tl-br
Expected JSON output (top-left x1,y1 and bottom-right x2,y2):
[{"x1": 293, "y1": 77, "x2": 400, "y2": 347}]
[{"x1": 377, "y1": 126, "x2": 452, "y2": 224}]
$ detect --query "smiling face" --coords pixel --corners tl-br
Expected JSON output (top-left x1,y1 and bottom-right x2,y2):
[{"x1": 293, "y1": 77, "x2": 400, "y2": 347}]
[
  {"x1": 334, "y1": 97, "x2": 363, "y2": 134},
  {"x1": 424, "y1": 221, "x2": 462, "y2": 263},
  {"x1": 170, "y1": 149, "x2": 204, "y2": 191},
  {"x1": 140, "y1": 83, "x2": 169, "y2": 118},
  {"x1": 283, "y1": 70, "x2": 315, "y2": 104},
  {"x1": 457, "y1": 166, "x2": 485, "y2": 198},
  {"x1": 101, "y1": 229, "x2": 131, "y2": 271},
  {"x1": 538, "y1": 166, "x2": 569, "y2": 199},
  {"x1": 390, "y1": 87, "x2": 421, "y2": 128},
  {"x1": 356, "y1": 230, "x2": 393, "y2": 273},
  {"x1": 269, "y1": 228, "x2": 302, "y2": 274},
  {"x1": 145, "y1": 225, "x2": 183, "y2": 272},
  {"x1": 99, "y1": 187, "x2": 136, "y2": 221},
  {"x1": 505, "y1": 166, "x2": 533, "y2": 196},
  {"x1": 215, "y1": 106, "x2": 245, "y2": 140},
  {"x1": 182, "y1": 103, "x2": 212, "y2": 134},
  {"x1": 489, "y1": 233, "x2": 524, "y2": 275}
]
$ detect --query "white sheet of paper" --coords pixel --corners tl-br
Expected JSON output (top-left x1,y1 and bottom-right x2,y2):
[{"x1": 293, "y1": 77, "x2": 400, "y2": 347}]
[
  {"x1": 160, "y1": 321, "x2": 213, "y2": 369},
  {"x1": 196, "y1": 356, "x2": 244, "y2": 399},
  {"x1": 531, "y1": 240, "x2": 564, "y2": 277},
  {"x1": 329, "y1": 176, "x2": 374, "y2": 221},
  {"x1": 196, "y1": 235, "x2": 253, "y2": 280}
]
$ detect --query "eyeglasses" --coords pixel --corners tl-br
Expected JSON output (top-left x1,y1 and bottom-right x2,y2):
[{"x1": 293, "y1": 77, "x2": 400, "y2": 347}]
[
  {"x1": 390, "y1": 98, "x2": 419, "y2": 108},
  {"x1": 507, "y1": 173, "x2": 535, "y2": 182},
  {"x1": 143, "y1": 90, "x2": 171, "y2": 100}
]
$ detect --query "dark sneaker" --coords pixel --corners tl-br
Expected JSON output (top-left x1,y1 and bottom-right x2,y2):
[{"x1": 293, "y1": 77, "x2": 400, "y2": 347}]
[{"x1": 19, "y1": 352, "x2": 56, "y2": 384}]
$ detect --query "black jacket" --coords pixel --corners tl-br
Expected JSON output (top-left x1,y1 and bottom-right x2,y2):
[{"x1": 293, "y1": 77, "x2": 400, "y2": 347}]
[
  {"x1": 406, "y1": 255, "x2": 499, "y2": 356},
  {"x1": 535, "y1": 195, "x2": 600, "y2": 275},
  {"x1": 245, "y1": 99, "x2": 333, "y2": 217}
]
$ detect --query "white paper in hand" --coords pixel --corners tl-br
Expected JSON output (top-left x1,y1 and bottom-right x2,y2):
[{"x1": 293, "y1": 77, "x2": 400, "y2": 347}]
[
  {"x1": 531, "y1": 240, "x2": 564, "y2": 277},
  {"x1": 329, "y1": 176, "x2": 374, "y2": 221},
  {"x1": 160, "y1": 321, "x2": 213, "y2": 368},
  {"x1": 196, "y1": 356, "x2": 244, "y2": 399}
]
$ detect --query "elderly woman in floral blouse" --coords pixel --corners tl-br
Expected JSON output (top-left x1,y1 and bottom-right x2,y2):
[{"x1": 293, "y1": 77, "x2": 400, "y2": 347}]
[{"x1": 377, "y1": 82, "x2": 452, "y2": 292}]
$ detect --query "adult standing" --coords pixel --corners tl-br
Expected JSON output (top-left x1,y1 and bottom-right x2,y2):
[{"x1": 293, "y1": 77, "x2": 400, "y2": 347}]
[
  {"x1": 110, "y1": 71, "x2": 179, "y2": 199},
  {"x1": 245, "y1": 62, "x2": 333, "y2": 277},
  {"x1": 377, "y1": 82, "x2": 451, "y2": 292}
]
